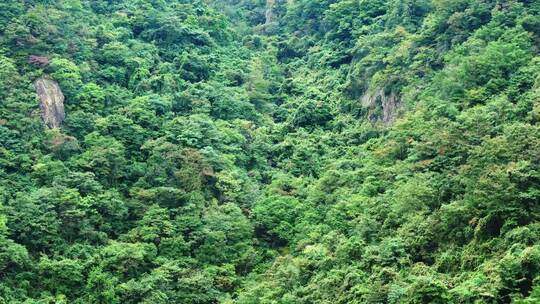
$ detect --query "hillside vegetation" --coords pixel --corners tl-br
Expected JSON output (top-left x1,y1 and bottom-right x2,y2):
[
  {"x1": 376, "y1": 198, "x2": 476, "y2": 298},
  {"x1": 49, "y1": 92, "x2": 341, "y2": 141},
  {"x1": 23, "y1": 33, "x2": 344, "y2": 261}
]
[{"x1": 1, "y1": 0, "x2": 540, "y2": 303}]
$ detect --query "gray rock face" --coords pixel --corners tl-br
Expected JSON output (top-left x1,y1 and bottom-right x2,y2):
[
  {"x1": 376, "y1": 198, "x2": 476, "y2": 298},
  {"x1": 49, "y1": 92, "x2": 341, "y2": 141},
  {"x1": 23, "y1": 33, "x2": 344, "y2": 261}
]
[
  {"x1": 361, "y1": 88, "x2": 400, "y2": 126},
  {"x1": 265, "y1": 0, "x2": 275, "y2": 25},
  {"x1": 34, "y1": 78, "x2": 65, "y2": 128}
]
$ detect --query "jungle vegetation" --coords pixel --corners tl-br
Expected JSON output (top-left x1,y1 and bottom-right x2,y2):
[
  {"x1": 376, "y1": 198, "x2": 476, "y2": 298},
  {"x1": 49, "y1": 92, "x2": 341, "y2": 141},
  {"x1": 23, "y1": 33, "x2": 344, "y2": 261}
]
[{"x1": 1, "y1": 0, "x2": 540, "y2": 303}]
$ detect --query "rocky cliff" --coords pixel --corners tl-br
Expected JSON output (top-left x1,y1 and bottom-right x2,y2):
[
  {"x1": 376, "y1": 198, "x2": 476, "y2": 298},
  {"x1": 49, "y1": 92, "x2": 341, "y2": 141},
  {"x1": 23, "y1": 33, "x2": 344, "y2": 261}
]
[
  {"x1": 361, "y1": 88, "x2": 400, "y2": 126},
  {"x1": 34, "y1": 78, "x2": 65, "y2": 128},
  {"x1": 265, "y1": 0, "x2": 275, "y2": 25}
]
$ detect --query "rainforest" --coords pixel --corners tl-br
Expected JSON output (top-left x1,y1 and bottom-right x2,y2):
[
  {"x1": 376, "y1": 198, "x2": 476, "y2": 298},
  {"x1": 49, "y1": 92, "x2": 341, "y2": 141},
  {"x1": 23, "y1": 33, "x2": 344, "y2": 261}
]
[{"x1": 1, "y1": 0, "x2": 540, "y2": 303}]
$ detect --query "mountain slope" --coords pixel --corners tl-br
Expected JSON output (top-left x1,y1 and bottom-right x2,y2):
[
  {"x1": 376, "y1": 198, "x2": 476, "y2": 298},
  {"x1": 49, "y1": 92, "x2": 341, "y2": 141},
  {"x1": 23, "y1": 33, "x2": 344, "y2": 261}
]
[{"x1": 1, "y1": 0, "x2": 540, "y2": 303}]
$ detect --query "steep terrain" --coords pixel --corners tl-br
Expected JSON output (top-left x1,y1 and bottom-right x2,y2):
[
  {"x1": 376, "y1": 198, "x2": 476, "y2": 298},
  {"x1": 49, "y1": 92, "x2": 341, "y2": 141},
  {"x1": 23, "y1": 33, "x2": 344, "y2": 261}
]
[{"x1": 1, "y1": 0, "x2": 540, "y2": 303}]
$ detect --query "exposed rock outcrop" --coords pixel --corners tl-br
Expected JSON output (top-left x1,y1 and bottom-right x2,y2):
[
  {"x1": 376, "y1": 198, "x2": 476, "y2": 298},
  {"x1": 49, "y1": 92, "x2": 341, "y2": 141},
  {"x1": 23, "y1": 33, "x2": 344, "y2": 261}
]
[
  {"x1": 361, "y1": 88, "x2": 400, "y2": 126},
  {"x1": 265, "y1": 0, "x2": 275, "y2": 25},
  {"x1": 34, "y1": 78, "x2": 65, "y2": 128}
]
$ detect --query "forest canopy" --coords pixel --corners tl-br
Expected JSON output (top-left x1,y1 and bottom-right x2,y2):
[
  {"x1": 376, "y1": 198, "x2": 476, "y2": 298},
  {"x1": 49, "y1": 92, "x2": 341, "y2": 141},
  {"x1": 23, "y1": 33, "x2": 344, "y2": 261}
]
[{"x1": 1, "y1": 0, "x2": 540, "y2": 303}]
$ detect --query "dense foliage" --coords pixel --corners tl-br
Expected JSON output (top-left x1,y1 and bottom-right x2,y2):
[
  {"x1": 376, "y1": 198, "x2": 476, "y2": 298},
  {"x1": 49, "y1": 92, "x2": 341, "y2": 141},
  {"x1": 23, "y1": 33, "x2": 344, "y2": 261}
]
[{"x1": 1, "y1": 0, "x2": 540, "y2": 303}]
